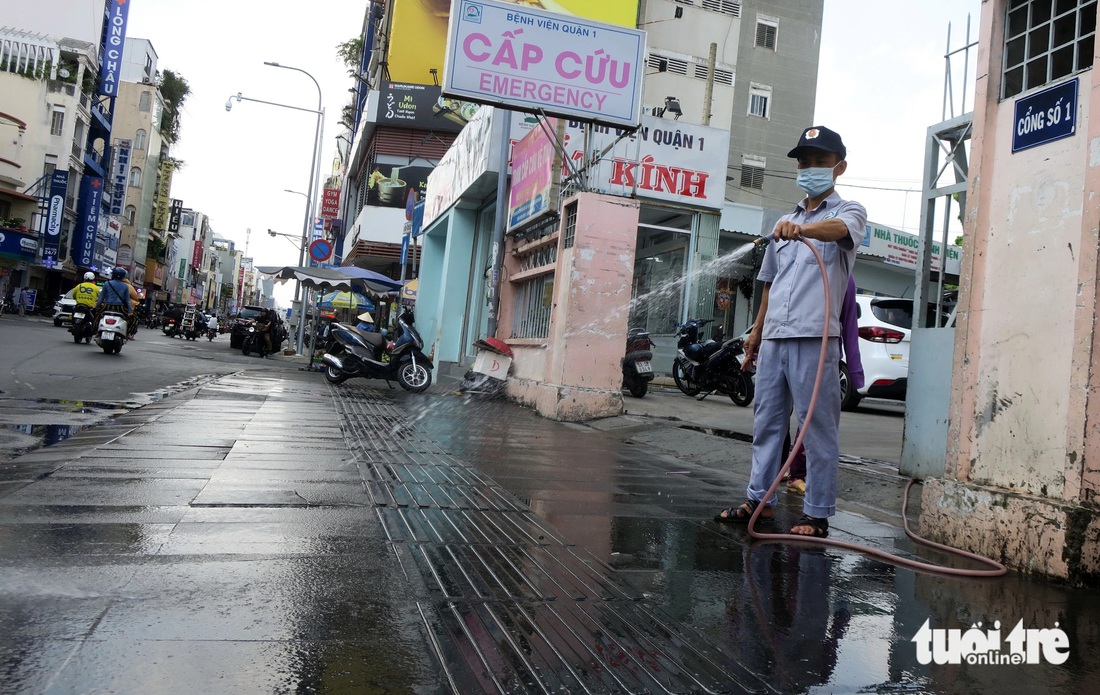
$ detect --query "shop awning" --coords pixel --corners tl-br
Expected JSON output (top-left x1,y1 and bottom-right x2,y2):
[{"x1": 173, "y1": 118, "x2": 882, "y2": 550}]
[
  {"x1": 0, "y1": 228, "x2": 37, "y2": 261},
  {"x1": 256, "y1": 265, "x2": 398, "y2": 297}
]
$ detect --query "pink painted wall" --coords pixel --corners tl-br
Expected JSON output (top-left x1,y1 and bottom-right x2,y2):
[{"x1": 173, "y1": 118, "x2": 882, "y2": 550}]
[
  {"x1": 949, "y1": 4, "x2": 1099, "y2": 501},
  {"x1": 921, "y1": 0, "x2": 1100, "y2": 580},
  {"x1": 498, "y1": 193, "x2": 640, "y2": 420}
]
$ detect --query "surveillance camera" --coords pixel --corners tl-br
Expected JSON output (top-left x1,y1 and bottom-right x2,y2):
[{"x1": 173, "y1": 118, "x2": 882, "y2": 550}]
[{"x1": 225, "y1": 100, "x2": 232, "y2": 112}]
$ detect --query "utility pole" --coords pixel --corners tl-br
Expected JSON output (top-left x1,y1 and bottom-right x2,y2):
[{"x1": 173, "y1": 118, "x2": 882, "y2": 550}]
[
  {"x1": 238, "y1": 227, "x2": 249, "y2": 309},
  {"x1": 703, "y1": 43, "x2": 716, "y2": 127}
]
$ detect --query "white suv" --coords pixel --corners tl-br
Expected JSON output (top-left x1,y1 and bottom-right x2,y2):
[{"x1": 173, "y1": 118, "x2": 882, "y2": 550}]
[
  {"x1": 52, "y1": 288, "x2": 77, "y2": 327},
  {"x1": 841, "y1": 295, "x2": 941, "y2": 410}
]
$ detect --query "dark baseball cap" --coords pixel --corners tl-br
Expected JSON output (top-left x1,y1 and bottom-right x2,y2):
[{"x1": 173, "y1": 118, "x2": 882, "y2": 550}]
[{"x1": 787, "y1": 125, "x2": 847, "y2": 160}]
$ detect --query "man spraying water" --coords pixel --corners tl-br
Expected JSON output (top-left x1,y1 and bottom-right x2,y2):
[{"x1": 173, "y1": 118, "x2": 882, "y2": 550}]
[{"x1": 714, "y1": 125, "x2": 866, "y2": 538}]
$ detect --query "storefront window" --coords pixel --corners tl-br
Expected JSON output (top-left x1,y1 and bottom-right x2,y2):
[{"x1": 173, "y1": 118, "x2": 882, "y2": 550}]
[{"x1": 630, "y1": 225, "x2": 689, "y2": 334}]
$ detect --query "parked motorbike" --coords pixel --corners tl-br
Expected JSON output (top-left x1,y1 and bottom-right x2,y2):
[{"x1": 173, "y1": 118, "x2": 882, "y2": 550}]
[
  {"x1": 672, "y1": 317, "x2": 754, "y2": 406},
  {"x1": 621, "y1": 328, "x2": 655, "y2": 398},
  {"x1": 68, "y1": 306, "x2": 95, "y2": 344},
  {"x1": 94, "y1": 310, "x2": 128, "y2": 355},
  {"x1": 322, "y1": 309, "x2": 433, "y2": 392}
]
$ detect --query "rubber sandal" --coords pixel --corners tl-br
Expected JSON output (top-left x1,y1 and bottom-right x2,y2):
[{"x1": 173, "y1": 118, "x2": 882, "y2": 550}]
[
  {"x1": 789, "y1": 515, "x2": 829, "y2": 538},
  {"x1": 786, "y1": 478, "x2": 806, "y2": 495},
  {"x1": 714, "y1": 499, "x2": 772, "y2": 524}
]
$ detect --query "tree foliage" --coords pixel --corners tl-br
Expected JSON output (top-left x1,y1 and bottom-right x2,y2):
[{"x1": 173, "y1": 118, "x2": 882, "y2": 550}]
[
  {"x1": 159, "y1": 69, "x2": 191, "y2": 143},
  {"x1": 336, "y1": 36, "x2": 364, "y2": 72},
  {"x1": 340, "y1": 103, "x2": 356, "y2": 131},
  {"x1": 146, "y1": 236, "x2": 166, "y2": 261}
]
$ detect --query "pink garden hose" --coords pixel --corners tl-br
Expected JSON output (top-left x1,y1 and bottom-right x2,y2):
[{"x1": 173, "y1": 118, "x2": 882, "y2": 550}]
[{"x1": 742, "y1": 236, "x2": 1007, "y2": 578}]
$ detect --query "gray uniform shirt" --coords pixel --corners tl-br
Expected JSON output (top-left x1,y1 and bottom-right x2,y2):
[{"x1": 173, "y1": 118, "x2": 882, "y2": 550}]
[{"x1": 757, "y1": 191, "x2": 867, "y2": 339}]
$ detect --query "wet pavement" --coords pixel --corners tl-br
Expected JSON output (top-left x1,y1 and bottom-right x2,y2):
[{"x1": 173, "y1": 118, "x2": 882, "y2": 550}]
[{"x1": 1, "y1": 370, "x2": 1099, "y2": 693}]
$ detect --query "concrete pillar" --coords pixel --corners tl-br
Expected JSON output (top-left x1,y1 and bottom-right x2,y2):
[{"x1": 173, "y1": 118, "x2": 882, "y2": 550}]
[
  {"x1": 420, "y1": 209, "x2": 476, "y2": 367},
  {"x1": 506, "y1": 193, "x2": 640, "y2": 420},
  {"x1": 920, "y1": 1, "x2": 1100, "y2": 583}
]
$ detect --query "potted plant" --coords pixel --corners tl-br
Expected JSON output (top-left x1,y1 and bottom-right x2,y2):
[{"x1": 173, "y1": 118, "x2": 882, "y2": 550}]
[{"x1": 4, "y1": 217, "x2": 28, "y2": 231}]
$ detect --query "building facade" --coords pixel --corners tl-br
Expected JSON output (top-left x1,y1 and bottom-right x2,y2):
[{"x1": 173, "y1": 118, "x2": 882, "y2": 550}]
[
  {"x1": 919, "y1": 0, "x2": 1100, "y2": 581},
  {"x1": 0, "y1": 28, "x2": 101, "y2": 299},
  {"x1": 112, "y1": 38, "x2": 169, "y2": 298},
  {"x1": 0, "y1": 1, "x2": 142, "y2": 309}
]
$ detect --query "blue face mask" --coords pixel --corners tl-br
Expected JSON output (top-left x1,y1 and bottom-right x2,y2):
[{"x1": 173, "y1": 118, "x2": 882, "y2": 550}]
[{"x1": 796, "y1": 164, "x2": 838, "y2": 197}]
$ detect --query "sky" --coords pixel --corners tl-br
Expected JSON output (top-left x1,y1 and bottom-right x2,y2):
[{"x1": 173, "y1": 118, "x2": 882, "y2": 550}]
[
  {"x1": 815, "y1": 0, "x2": 981, "y2": 237},
  {"x1": 120, "y1": 0, "x2": 368, "y2": 307},
  {"x1": 12, "y1": 0, "x2": 982, "y2": 305}
]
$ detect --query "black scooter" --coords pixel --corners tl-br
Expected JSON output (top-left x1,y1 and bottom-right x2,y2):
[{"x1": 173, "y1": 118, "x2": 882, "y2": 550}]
[
  {"x1": 163, "y1": 317, "x2": 181, "y2": 338},
  {"x1": 672, "y1": 318, "x2": 754, "y2": 406},
  {"x1": 68, "y1": 306, "x2": 95, "y2": 344},
  {"x1": 621, "y1": 328, "x2": 655, "y2": 398},
  {"x1": 322, "y1": 309, "x2": 433, "y2": 392}
]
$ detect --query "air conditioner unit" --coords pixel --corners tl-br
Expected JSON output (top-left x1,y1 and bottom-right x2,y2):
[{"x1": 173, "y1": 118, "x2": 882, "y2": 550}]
[{"x1": 141, "y1": 77, "x2": 153, "y2": 85}]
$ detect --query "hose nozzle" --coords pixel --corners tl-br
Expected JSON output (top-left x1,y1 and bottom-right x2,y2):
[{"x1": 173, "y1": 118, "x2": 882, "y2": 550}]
[{"x1": 753, "y1": 236, "x2": 769, "y2": 247}]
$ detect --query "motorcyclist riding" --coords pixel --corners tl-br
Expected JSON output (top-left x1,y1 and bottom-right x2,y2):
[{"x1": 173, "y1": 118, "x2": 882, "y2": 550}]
[
  {"x1": 256, "y1": 308, "x2": 275, "y2": 357},
  {"x1": 69, "y1": 271, "x2": 100, "y2": 340},
  {"x1": 73, "y1": 272, "x2": 100, "y2": 310},
  {"x1": 94, "y1": 267, "x2": 134, "y2": 327},
  {"x1": 121, "y1": 275, "x2": 141, "y2": 339}
]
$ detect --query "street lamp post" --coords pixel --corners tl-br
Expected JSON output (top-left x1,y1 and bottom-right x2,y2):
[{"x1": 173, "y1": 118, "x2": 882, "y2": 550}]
[
  {"x1": 282, "y1": 188, "x2": 311, "y2": 346},
  {"x1": 264, "y1": 62, "x2": 324, "y2": 358},
  {"x1": 268, "y1": 228, "x2": 303, "y2": 248},
  {"x1": 225, "y1": 90, "x2": 321, "y2": 351},
  {"x1": 225, "y1": 60, "x2": 324, "y2": 356}
]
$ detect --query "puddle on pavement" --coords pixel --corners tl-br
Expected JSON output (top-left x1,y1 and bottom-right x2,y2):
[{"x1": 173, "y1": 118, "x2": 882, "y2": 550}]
[
  {"x1": 0, "y1": 399, "x2": 128, "y2": 459},
  {"x1": 0, "y1": 374, "x2": 225, "y2": 460}
]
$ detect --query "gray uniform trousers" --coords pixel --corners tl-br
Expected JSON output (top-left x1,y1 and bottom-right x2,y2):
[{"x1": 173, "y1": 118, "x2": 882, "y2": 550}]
[{"x1": 747, "y1": 336, "x2": 842, "y2": 519}]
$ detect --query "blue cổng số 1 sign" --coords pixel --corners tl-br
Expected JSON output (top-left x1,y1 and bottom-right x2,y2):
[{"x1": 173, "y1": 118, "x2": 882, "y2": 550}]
[{"x1": 1012, "y1": 78, "x2": 1077, "y2": 153}]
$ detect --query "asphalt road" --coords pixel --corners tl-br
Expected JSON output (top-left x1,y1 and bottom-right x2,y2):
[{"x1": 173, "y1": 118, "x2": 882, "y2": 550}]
[
  {"x1": 0, "y1": 314, "x2": 907, "y2": 465},
  {"x1": 623, "y1": 384, "x2": 907, "y2": 465},
  {"x1": 0, "y1": 315, "x2": 301, "y2": 459},
  {"x1": 0, "y1": 314, "x2": 296, "y2": 403}
]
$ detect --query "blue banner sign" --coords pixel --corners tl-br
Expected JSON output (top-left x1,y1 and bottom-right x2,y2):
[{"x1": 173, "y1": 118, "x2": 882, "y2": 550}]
[
  {"x1": 1012, "y1": 78, "x2": 1077, "y2": 153},
  {"x1": 0, "y1": 229, "x2": 38, "y2": 261},
  {"x1": 74, "y1": 175, "x2": 104, "y2": 268},
  {"x1": 411, "y1": 199, "x2": 425, "y2": 237},
  {"x1": 44, "y1": 169, "x2": 68, "y2": 264},
  {"x1": 98, "y1": 0, "x2": 131, "y2": 97}
]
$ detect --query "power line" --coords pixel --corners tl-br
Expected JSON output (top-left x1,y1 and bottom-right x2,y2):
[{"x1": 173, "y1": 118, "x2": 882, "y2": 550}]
[{"x1": 727, "y1": 164, "x2": 920, "y2": 193}]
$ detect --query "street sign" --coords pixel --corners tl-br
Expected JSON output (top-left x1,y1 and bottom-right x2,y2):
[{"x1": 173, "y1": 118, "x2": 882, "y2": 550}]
[
  {"x1": 441, "y1": 0, "x2": 646, "y2": 129},
  {"x1": 309, "y1": 239, "x2": 332, "y2": 263},
  {"x1": 1012, "y1": 77, "x2": 1077, "y2": 153}
]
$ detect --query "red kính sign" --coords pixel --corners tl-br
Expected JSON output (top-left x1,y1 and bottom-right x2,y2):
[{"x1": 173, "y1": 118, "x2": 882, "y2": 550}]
[{"x1": 320, "y1": 188, "x2": 341, "y2": 219}]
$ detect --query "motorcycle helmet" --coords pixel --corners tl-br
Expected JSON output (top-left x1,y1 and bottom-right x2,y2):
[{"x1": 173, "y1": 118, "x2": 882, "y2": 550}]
[
  {"x1": 111, "y1": 267, "x2": 127, "y2": 280},
  {"x1": 84, "y1": 271, "x2": 95, "y2": 281},
  {"x1": 684, "y1": 343, "x2": 705, "y2": 362}
]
